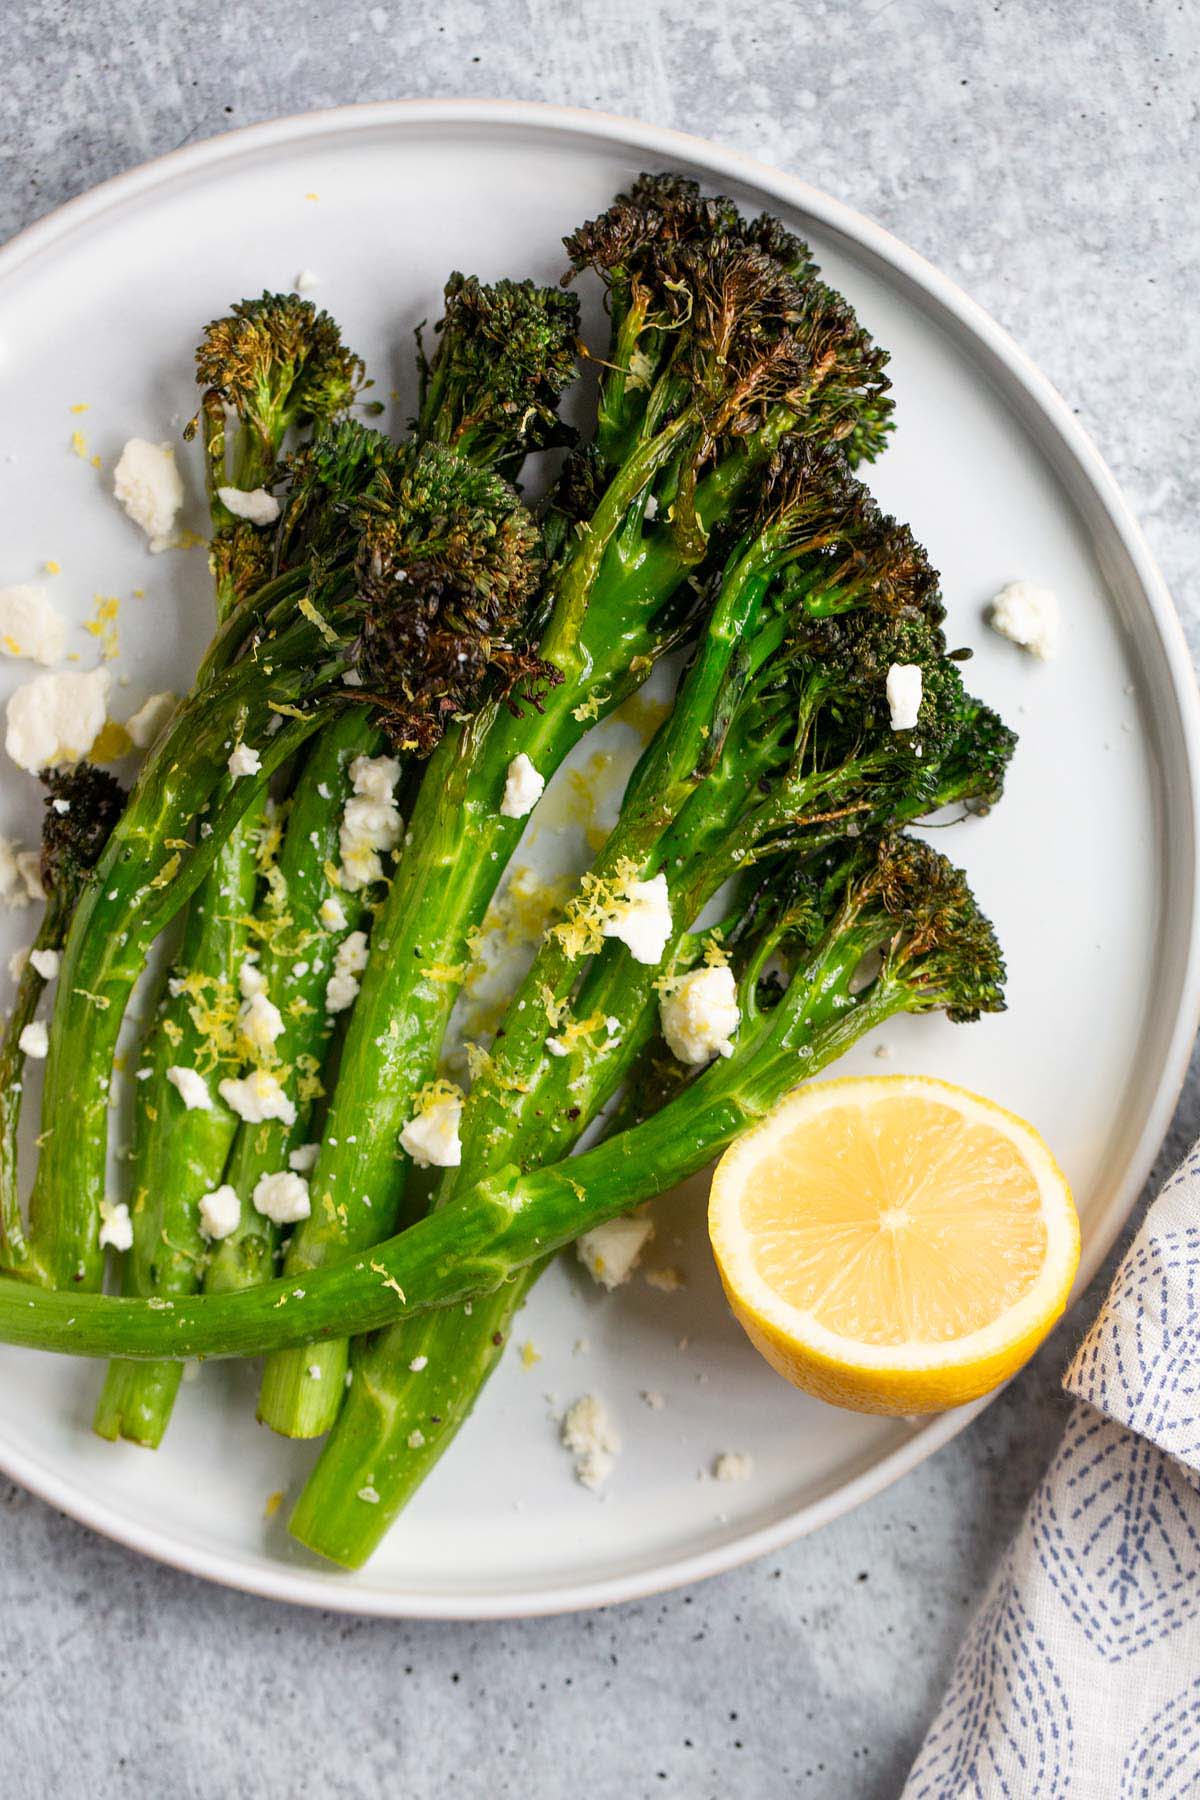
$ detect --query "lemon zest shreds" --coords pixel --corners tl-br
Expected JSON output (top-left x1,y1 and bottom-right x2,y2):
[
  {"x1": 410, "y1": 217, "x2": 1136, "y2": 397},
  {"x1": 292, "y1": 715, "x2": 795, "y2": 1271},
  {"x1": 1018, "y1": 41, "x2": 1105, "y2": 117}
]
[
  {"x1": 411, "y1": 1077, "x2": 466, "y2": 1116},
  {"x1": 422, "y1": 960, "x2": 467, "y2": 985},
  {"x1": 546, "y1": 1011, "x2": 608, "y2": 1057},
  {"x1": 370, "y1": 1259, "x2": 407, "y2": 1304},
  {"x1": 551, "y1": 856, "x2": 643, "y2": 961},
  {"x1": 255, "y1": 808, "x2": 285, "y2": 873},
  {"x1": 465, "y1": 1040, "x2": 529, "y2": 1095},
  {"x1": 571, "y1": 689, "x2": 608, "y2": 724},
  {"x1": 296, "y1": 1052, "x2": 325, "y2": 1104},
  {"x1": 73, "y1": 987, "x2": 110, "y2": 1010},
  {"x1": 539, "y1": 983, "x2": 569, "y2": 1028},
  {"x1": 148, "y1": 852, "x2": 181, "y2": 892},
  {"x1": 268, "y1": 701, "x2": 311, "y2": 721},
  {"x1": 175, "y1": 971, "x2": 242, "y2": 1073},
  {"x1": 298, "y1": 595, "x2": 341, "y2": 647}
]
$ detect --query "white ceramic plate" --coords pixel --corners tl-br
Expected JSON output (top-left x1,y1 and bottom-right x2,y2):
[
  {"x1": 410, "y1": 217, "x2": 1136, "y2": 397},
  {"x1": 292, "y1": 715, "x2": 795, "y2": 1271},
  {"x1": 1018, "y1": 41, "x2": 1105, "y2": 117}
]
[{"x1": 0, "y1": 101, "x2": 1197, "y2": 1619}]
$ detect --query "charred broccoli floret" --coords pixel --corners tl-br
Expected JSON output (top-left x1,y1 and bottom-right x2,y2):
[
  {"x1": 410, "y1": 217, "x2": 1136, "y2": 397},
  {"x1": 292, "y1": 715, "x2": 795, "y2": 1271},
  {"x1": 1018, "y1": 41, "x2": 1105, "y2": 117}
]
[{"x1": 416, "y1": 273, "x2": 580, "y2": 478}]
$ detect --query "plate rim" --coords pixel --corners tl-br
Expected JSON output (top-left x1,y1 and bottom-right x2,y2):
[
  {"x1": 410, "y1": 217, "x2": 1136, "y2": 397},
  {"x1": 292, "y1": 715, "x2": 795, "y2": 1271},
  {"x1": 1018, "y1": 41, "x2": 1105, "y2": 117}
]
[{"x1": 2, "y1": 96, "x2": 1198, "y2": 1620}]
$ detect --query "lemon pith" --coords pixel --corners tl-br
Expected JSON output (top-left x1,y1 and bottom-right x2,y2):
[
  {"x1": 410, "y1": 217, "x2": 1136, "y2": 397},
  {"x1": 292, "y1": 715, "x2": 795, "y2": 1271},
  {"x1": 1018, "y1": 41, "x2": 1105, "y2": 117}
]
[{"x1": 708, "y1": 1074, "x2": 1079, "y2": 1415}]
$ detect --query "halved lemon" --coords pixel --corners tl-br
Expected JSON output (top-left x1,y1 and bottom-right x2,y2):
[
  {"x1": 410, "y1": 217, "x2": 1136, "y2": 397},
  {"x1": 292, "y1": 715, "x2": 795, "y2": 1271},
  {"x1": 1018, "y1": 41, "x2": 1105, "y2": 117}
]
[{"x1": 708, "y1": 1074, "x2": 1079, "y2": 1415}]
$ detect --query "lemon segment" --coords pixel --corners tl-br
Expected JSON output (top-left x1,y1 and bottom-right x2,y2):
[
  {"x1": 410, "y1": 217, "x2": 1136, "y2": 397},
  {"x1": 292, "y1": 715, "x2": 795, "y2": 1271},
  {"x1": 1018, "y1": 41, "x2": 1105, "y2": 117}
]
[{"x1": 708, "y1": 1074, "x2": 1079, "y2": 1415}]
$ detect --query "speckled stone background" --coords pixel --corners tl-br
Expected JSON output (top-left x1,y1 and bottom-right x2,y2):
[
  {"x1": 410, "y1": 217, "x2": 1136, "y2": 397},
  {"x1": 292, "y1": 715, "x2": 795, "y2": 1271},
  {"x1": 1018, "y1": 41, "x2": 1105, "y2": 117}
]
[{"x1": 1, "y1": 4, "x2": 1197, "y2": 1796}]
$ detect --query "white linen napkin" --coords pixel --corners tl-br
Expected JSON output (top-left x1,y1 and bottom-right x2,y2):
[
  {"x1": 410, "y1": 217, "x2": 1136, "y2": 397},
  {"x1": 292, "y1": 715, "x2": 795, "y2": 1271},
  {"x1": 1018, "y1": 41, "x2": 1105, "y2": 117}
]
[{"x1": 902, "y1": 1146, "x2": 1200, "y2": 1798}]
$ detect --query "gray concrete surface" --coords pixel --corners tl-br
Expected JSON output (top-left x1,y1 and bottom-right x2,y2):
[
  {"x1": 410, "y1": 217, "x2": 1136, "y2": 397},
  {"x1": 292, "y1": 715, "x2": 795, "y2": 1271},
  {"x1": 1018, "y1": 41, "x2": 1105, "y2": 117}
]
[{"x1": 1, "y1": 3, "x2": 1197, "y2": 1795}]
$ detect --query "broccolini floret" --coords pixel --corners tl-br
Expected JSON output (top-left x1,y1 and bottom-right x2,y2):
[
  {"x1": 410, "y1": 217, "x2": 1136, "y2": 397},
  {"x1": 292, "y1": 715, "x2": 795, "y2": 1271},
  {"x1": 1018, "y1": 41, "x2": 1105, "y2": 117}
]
[{"x1": 416, "y1": 272, "x2": 580, "y2": 478}]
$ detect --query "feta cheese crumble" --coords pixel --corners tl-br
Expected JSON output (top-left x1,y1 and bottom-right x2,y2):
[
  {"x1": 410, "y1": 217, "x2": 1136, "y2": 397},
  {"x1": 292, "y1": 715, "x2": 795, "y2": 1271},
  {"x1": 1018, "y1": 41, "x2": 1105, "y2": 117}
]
[
  {"x1": 166, "y1": 1065, "x2": 211, "y2": 1111},
  {"x1": 293, "y1": 269, "x2": 321, "y2": 293},
  {"x1": 0, "y1": 584, "x2": 68, "y2": 665},
  {"x1": 125, "y1": 690, "x2": 176, "y2": 749},
  {"x1": 577, "y1": 1213, "x2": 654, "y2": 1290},
  {"x1": 218, "y1": 1069, "x2": 297, "y2": 1126},
  {"x1": 6, "y1": 666, "x2": 110, "y2": 771},
  {"x1": 18, "y1": 1020, "x2": 48, "y2": 1059},
  {"x1": 561, "y1": 1394, "x2": 620, "y2": 1490},
  {"x1": 113, "y1": 439, "x2": 185, "y2": 553},
  {"x1": 238, "y1": 957, "x2": 267, "y2": 1000},
  {"x1": 29, "y1": 948, "x2": 60, "y2": 981},
  {"x1": 885, "y1": 663, "x2": 923, "y2": 731},
  {"x1": 227, "y1": 742, "x2": 261, "y2": 779},
  {"x1": 325, "y1": 929, "x2": 369, "y2": 1013},
  {"x1": 98, "y1": 1199, "x2": 134, "y2": 1252},
  {"x1": 408, "y1": 1354, "x2": 428, "y2": 1372},
  {"x1": 660, "y1": 964, "x2": 740, "y2": 1066},
  {"x1": 288, "y1": 1142, "x2": 320, "y2": 1173},
  {"x1": 239, "y1": 989, "x2": 285, "y2": 1054},
  {"x1": 319, "y1": 894, "x2": 348, "y2": 932},
  {"x1": 251, "y1": 1169, "x2": 311, "y2": 1224},
  {"x1": 216, "y1": 486, "x2": 280, "y2": 527},
  {"x1": 339, "y1": 755, "x2": 403, "y2": 890},
  {"x1": 989, "y1": 579, "x2": 1061, "y2": 660},
  {"x1": 198, "y1": 1184, "x2": 241, "y2": 1240},
  {"x1": 399, "y1": 1083, "x2": 464, "y2": 1169},
  {"x1": 602, "y1": 871, "x2": 672, "y2": 965},
  {"x1": 713, "y1": 1451, "x2": 754, "y2": 1482},
  {"x1": 499, "y1": 752, "x2": 545, "y2": 819}
]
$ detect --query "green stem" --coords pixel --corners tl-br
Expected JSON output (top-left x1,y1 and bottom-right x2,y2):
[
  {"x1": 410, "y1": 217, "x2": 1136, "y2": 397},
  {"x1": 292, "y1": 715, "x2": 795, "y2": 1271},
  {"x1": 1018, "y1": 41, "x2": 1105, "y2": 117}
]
[
  {"x1": 93, "y1": 804, "x2": 265, "y2": 1446},
  {"x1": 204, "y1": 710, "x2": 381, "y2": 1297},
  {"x1": 0, "y1": 895, "x2": 68, "y2": 1277},
  {"x1": 26, "y1": 649, "x2": 333, "y2": 1292}
]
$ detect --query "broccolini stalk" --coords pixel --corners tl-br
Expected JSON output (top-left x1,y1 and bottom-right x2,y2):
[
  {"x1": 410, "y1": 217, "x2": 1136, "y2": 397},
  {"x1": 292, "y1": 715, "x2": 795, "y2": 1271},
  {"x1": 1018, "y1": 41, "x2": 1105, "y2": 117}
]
[
  {"x1": 25, "y1": 652, "x2": 331, "y2": 1291},
  {"x1": 0, "y1": 839, "x2": 1005, "y2": 1384},
  {"x1": 92, "y1": 812, "x2": 264, "y2": 1444},
  {"x1": 0, "y1": 768, "x2": 126, "y2": 1277},
  {"x1": 202, "y1": 710, "x2": 381, "y2": 1296},
  {"x1": 92, "y1": 296, "x2": 369, "y2": 1438},
  {"x1": 287, "y1": 452, "x2": 1015, "y2": 1551},
  {"x1": 203, "y1": 278, "x2": 581, "y2": 1296},
  {"x1": 257, "y1": 174, "x2": 898, "y2": 1436}
]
